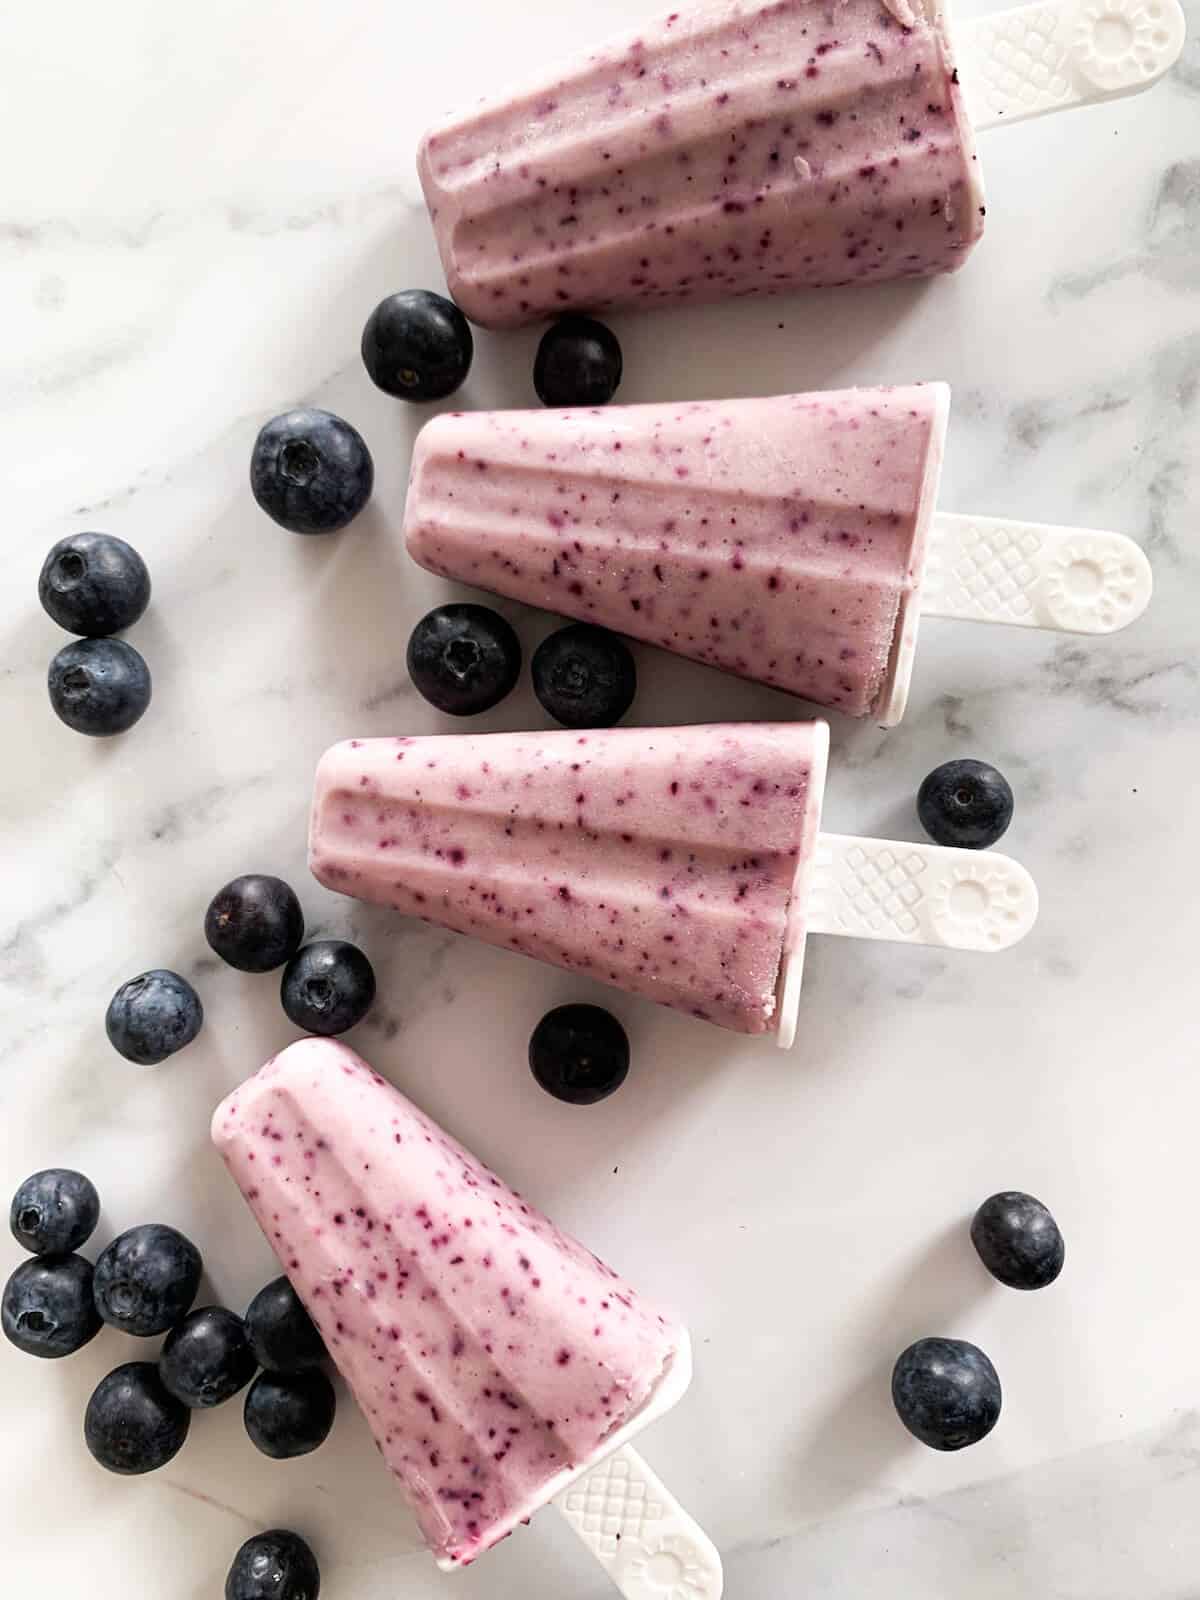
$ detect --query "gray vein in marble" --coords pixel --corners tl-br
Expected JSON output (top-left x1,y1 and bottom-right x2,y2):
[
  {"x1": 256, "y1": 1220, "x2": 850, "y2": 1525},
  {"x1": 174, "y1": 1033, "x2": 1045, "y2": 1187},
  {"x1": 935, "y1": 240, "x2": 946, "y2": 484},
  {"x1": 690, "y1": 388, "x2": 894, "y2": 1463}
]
[{"x1": 1050, "y1": 160, "x2": 1200, "y2": 301}]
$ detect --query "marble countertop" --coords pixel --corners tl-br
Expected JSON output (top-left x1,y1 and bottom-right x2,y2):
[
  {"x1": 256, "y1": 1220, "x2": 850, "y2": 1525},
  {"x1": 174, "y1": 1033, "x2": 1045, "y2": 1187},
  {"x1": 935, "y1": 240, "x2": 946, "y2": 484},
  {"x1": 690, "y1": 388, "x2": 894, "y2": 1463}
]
[{"x1": 2, "y1": 0, "x2": 1197, "y2": 1592}]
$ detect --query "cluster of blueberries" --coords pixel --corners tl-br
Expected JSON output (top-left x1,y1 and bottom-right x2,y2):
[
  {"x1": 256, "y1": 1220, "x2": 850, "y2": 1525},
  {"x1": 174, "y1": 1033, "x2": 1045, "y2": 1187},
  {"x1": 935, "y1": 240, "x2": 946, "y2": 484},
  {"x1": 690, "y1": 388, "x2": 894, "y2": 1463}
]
[
  {"x1": 104, "y1": 873, "x2": 377, "y2": 1068},
  {"x1": 892, "y1": 1191, "x2": 1066, "y2": 1451},
  {"x1": 2, "y1": 1168, "x2": 330, "y2": 1598}
]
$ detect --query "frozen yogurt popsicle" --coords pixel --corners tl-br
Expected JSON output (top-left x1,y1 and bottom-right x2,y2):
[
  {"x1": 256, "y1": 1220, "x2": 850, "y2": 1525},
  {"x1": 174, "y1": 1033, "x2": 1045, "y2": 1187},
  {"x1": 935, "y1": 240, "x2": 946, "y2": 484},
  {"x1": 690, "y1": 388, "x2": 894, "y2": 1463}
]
[
  {"x1": 403, "y1": 385, "x2": 1153, "y2": 724},
  {"x1": 406, "y1": 385, "x2": 945, "y2": 720},
  {"x1": 419, "y1": 0, "x2": 984, "y2": 327},
  {"x1": 417, "y1": 0, "x2": 1185, "y2": 328},
  {"x1": 212, "y1": 1038, "x2": 702, "y2": 1575},
  {"x1": 311, "y1": 722, "x2": 827, "y2": 1035}
]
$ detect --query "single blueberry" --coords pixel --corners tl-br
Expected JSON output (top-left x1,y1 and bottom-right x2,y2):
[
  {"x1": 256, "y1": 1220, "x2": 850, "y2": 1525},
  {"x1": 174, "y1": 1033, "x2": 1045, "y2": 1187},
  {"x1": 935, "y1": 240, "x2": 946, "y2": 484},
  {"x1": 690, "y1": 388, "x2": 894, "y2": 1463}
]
[
  {"x1": 244, "y1": 1370, "x2": 336, "y2": 1459},
  {"x1": 9, "y1": 1168, "x2": 100, "y2": 1256},
  {"x1": 245, "y1": 1276, "x2": 327, "y2": 1374},
  {"x1": 529, "y1": 1004, "x2": 630, "y2": 1105},
  {"x1": 407, "y1": 603, "x2": 521, "y2": 717},
  {"x1": 106, "y1": 969, "x2": 204, "y2": 1065},
  {"x1": 226, "y1": 1529, "x2": 321, "y2": 1600},
  {"x1": 85, "y1": 1362, "x2": 190, "y2": 1475},
  {"x1": 38, "y1": 531, "x2": 151, "y2": 637},
  {"x1": 917, "y1": 759, "x2": 1014, "y2": 849},
  {"x1": 48, "y1": 637, "x2": 151, "y2": 736},
  {"x1": 361, "y1": 289, "x2": 474, "y2": 402},
  {"x1": 92, "y1": 1223, "x2": 203, "y2": 1337},
  {"x1": 281, "y1": 940, "x2": 375, "y2": 1036},
  {"x1": 2, "y1": 1255, "x2": 101, "y2": 1359},
  {"x1": 532, "y1": 623, "x2": 637, "y2": 728},
  {"x1": 971, "y1": 1191, "x2": 1065, "y2": 1291},
  {"x1": 892, "y1": 1337, "x2": 1002, "y2": 1451},
  {"x1": 206, "y1": 874, "x2": 305, "y2": 973},
  {"x1": 250, "y1": 409, "x2": 373, "y2": 535},
  {"x1": 533, "y1": 316, "x2": 623, "y2": 407},
  {"x1": 160, "y1": 1306, "x2": 258, "y2": 1408}
]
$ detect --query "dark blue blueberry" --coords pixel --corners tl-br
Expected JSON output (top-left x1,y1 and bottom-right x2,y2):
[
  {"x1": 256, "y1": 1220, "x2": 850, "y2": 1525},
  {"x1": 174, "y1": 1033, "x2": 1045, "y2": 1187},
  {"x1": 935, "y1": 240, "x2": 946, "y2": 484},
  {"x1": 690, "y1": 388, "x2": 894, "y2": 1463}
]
[
  {"x1": 206, "y1": 874, "x2": 305, "y2": 973},
  {"x1": 892, "y1": 1337, "x2": 1002, "y2": 1451},
  {"x1": 532, "y1": 623, "x2": 637, "y2": 728},
  {"x1": 226, "y1": 1529, "x2": 321, "y2": 1600},
  {"x1": 244, "y1": 1370, "x2": 336, "y2": 1459},
  {"x1": 2, "y1": 1255, "x2": 101, "y2": 1358},
  {"x1": 281, "y1": 940, "x2": 375, "y2": 1036},
  {"x1": 971, "y1": 1191, "x2": 1065, "y2": 1291},
  {"x1": 92, "y1": 1223, "x2": 202, "y2": 1337},
  {"x1": 160, "y1": 1306, "x2": 257, "y2": 1408},
  {"x1": 10, "y1": 1168, "x2": 100, "y2": 1256},
  {"x1": 917, "y1": 759, "x2": 1014, "y2": 849},
  {"x1": 38, "y1": 531, "x2": 151, "y2": 637},
  {"x1": 250, "y1": 409, "x2": 373, "y2": 535},
  {"x1": 48, "y1": 637, "x2": 151, "y2": 736},
  {"x1": 106, "y1": 969, "x2": 204, "y2": 1065},
  {"x1": 245, "y1": 1276, "x2": 327, "y2": 1374},
  {"x1": 407, "y1": 603, "x2": 521, "y2": 716},
  {"x1": 534, "y1": 316, "x2": 623, "y2": 407},
  {"x1": 85, "y1": 1362, "x2": 190, "y2": 1474},
  {"x1": 529, "y1": 1004, "x2": 630, "y2": 1105},
  {"x1": 361, "y1": 289, "x2": 473, "y2": 401}
]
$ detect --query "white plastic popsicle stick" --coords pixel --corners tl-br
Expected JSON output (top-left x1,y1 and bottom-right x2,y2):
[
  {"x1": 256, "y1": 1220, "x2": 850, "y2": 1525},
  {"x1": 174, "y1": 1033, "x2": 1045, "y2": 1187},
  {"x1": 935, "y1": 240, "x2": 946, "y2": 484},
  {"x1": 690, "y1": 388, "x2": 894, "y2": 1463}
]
[
  {"x1": 775, "y1": 832, "x2": 1038, "y2": 1048},
  {"x1": 956, "y1": 0, "x2": 1186, "y2": 130},
  {"x1": 556, "y1": 1445, "x2": 724, "y2": 1599},
  {"x1": 923, "y1": 512, "x2": 1154, "y2": 632}
]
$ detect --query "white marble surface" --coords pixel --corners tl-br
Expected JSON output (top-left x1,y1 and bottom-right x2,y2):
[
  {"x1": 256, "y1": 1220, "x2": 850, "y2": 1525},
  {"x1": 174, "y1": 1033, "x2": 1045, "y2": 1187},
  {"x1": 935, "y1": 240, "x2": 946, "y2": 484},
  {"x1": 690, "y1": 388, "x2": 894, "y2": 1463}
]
[{"x1": 2, "y1": 0, "x2": 1197, "y2": 1592}]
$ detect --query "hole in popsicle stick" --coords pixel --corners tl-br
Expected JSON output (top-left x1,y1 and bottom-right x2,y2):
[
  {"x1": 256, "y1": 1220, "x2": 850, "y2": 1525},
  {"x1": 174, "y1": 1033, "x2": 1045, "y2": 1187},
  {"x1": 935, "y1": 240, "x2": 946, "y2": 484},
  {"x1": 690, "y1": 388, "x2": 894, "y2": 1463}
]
[
  {"x1": 948, "y1": 881, "x2": 989, "y2": 920},
  {"x1": 1093, "y1": 14, "x2": 1134, "y2": 55},
  {"x1": 1063, "y1": 559, "x2": 1103, "y2": 600},
  {"x1": 647, "y1": 1551, "x2": 685, "y2": 1586}
]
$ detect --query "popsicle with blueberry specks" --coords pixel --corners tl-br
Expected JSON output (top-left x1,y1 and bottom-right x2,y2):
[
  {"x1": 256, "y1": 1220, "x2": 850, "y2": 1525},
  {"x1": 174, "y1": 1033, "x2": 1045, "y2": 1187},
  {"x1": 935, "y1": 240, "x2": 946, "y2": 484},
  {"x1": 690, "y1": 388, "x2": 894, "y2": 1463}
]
[
  {"x1": 213, "y1": 1037, "x2": 722, "y2": 1597},
  {"x1": 310, "y1": 722, "x2": 1040, "y2": 1049}
]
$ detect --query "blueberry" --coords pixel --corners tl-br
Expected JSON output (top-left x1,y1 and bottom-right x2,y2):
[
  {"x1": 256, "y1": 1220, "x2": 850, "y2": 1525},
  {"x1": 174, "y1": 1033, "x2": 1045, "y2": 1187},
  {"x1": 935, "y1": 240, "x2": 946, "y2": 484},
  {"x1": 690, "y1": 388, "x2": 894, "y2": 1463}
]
[
  {"x1": 85, "y1": 1362, "x2": 190, "y2": 1475},
  {"x1": 407, "y1": 603, "x2": 521, "y2": 716},
  {"x1": 38, "y1": 532, "x2": 151, "y2": 637},
  {"x1": 2, "y1": 1255, "x2": 101, "y2": 1358},
  {"x1": 250, "y1": 409, "x2": 373, "y2": 535},
  {"x1": 160, "y1": 1307, "x2": 258, "y2": 1408},
  {"x1": 361, "y1": 289, "x2": 473, "y2": 402},
  {"x1": 281, "y1": 940, "x2": 375, "y2": 1036},
  {"x1": 892, "y1": 1337, "x2": 1001, "y2": 1451},
  {"x1": 532, "y1": 623, "x2": 637, "y2": 728},
  {"x1": 245, "y1": 1276, "x2": 327, "y2": 1373},
  {"x1": 244, "y1": 1370, "x2": 336, "y2": 1459},
  {"x1": 48, "y1": 637, "x2": 151, "y2": 736},
  {"x1": 226, "y1": 1529, "x2": 321, "y2": 1600},
  {"x1": 106, "y1": 969, "x2": 204, "y2": 1065},
  {"x1": 533, "y1": 316, "x2": 623, "y2": 407},
  {"x1": 529, "y1": 1004, "x2": 630, "y2": 1105},
  {"x1": 10, "y1": 1168, "x2": 100, "y2": 1256},
  {"x1": 206, "y1": 874, "x2": 305, "y2": 973},
  {"x1": 92, "y1": 1223, "x2": 202, "y2": 1337},
  {"x1": 971, "y1": 1191, "x2": 1065, "y2": 1291},
  {"x1": 917, "y1": 759, "x2": 1014, "y2": 849}
]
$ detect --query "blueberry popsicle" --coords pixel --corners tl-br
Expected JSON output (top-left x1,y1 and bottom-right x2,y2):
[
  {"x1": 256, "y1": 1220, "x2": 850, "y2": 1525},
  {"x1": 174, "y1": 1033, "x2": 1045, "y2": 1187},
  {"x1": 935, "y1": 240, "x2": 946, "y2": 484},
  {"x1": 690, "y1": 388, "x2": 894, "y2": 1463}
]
[
  {"x1": 403, "y1": 386, "x2": 1153, "y2": 724},
  {"x1": 419, "y1": 0, "x2": 984, "y2": 327},
  {"x1": 212, "y1": 1038, "x2": 696, "y2": 1571},
  {"x1": 311, "y1": 722, "x2": 828, "y2": 1036}
]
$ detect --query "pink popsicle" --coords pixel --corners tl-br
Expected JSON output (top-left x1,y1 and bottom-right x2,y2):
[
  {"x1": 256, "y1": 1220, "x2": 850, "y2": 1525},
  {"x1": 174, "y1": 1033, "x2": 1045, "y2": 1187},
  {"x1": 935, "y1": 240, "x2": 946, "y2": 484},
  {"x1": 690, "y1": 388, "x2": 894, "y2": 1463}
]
[
  {"x1": 212, "y1": 1038, "x2": 685, "y2": 1567},
  {"x1": 404, "y1": 386, "x2": 947, "y2": 719},
  {"x1": 418, "y1": 0, "x2": 985, "y2": 328},
  {"x1": 310, "y1": 723, "x2": 828, "y2": 1035}
]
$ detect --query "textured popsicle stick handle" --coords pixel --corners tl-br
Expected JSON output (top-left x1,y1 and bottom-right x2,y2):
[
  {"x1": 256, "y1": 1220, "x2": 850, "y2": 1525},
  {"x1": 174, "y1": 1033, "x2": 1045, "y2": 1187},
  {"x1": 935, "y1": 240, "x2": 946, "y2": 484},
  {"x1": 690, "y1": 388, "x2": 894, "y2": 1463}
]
[
  {"x1": 924, "y1": 512, "x2": 1152, "y2": 632},
  {"x1": 807, "y1": 833, "x2": 1038, "y2": 950},
  {"x1": 956, "y1": 0, "x2": 1185, "y2": 129},
  {"x1": 555, "y1": 1445, "x2": 724, "y2": 1600}
]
